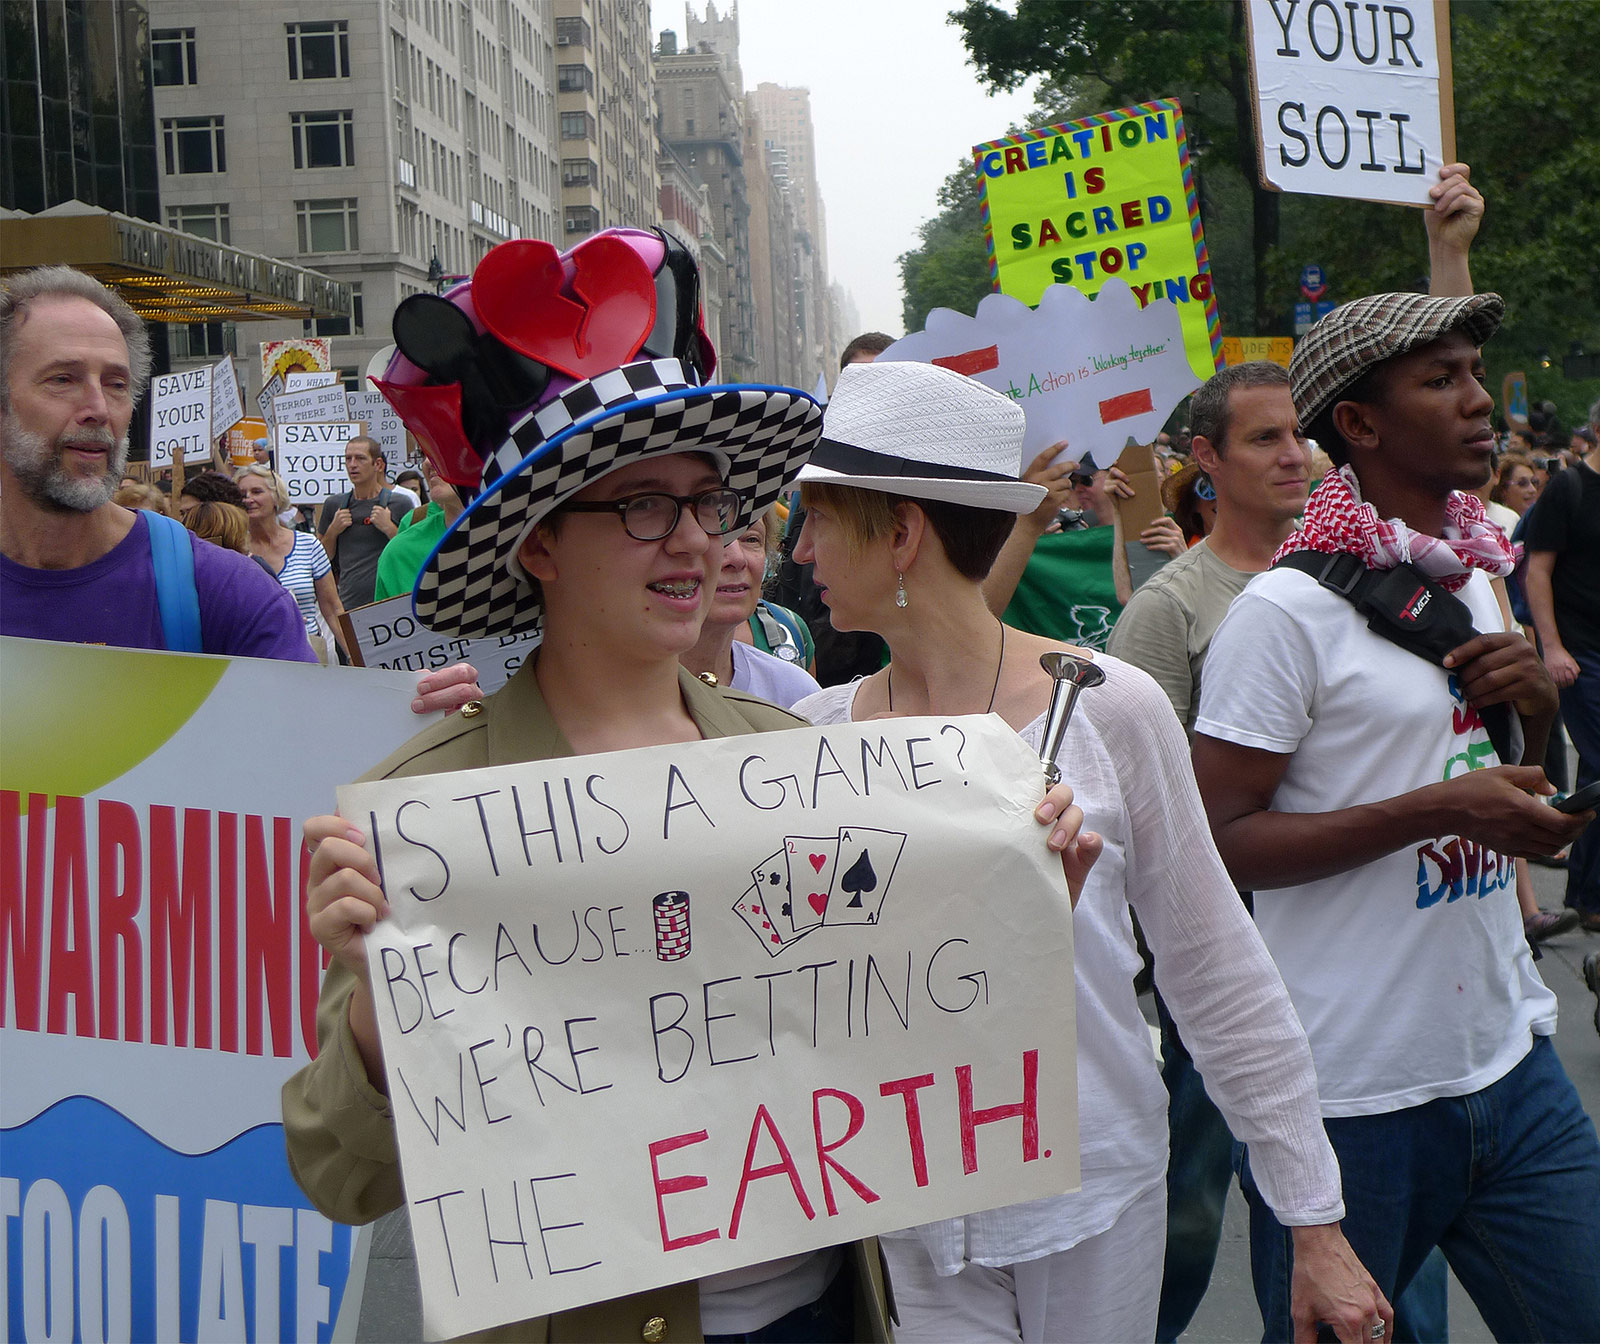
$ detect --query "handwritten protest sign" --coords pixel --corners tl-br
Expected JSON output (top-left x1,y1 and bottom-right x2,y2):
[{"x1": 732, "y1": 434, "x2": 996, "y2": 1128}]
[
  {"x1": 278, "y1": 421, "x2": 364, "y2": 503},
  {"x1": 284, "y1": 371, "x2": 338, "y2": 392},
  {"x1": 256, "y1": 373, "x2": 286, "y2": 433},
  {"x1": 347, "y1": 388, "x2": 407, "y2": 464},
  {"x1": 147, "y1": 367, "x2": 212, "y2": 469},
  {"x1": 274, "y1": 384, "x2": 354, "y2": 427},
  {"x1": 974, "y1": 98, "x2": 1219, "y2": 381},
  {"x1": 344, "y1": 715, "x2": 1078, "y2": 1337},
  {"x1": 209, "y1": 358, "x2": 244, "y2": 438},
  {"x1": 1246, "y1": 0, "x2": 1454, "y2": 206},
  {"x1": 882, "y1": 279, "x2": 1201, "y2": 469},
  {"x1": 1221, "y1": 336, "x2": 1295, "y2": 369},
  {"x1": 342, "y1": 596, "x2": 541, "y2": 693},
  {"x1": 0, "y1": 636, "x2": 435, "y2": 1342}
]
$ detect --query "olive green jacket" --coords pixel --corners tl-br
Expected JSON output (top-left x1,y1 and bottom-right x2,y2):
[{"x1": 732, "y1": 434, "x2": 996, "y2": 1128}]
[{"x1": 281, "y1": 662, "x2": 894, "y2": 1342}]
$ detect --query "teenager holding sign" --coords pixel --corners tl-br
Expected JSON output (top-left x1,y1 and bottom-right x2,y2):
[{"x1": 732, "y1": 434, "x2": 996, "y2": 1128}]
[{"x1": 284, "y1": 231, "x2": 1098, "y2": 1342}]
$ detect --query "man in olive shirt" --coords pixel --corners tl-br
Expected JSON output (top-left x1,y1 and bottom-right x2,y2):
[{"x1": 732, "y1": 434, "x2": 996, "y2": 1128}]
[{"x1": 317, "y1": 435, "x2": 400, "y2": 609}]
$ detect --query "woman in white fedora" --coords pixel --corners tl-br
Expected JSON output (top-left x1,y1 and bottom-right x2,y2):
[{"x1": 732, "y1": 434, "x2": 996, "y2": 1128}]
[{"x1": 791, "y1": 360, "x2": 1390, "y2": 1344}]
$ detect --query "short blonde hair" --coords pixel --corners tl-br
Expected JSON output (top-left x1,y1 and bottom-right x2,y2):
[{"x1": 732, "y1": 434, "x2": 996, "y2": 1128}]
[
  {"x1": 798, "y1": 482, "x2": 1015, "y2": 582},
  {"x1": 184, "y1": 500, "x2": 250, "y2": 554},
  {"x1": 235, "y1": 463, "x2": 290, "y2": 511},
  {"x1": 114, "y1": 482, "x2": 171, "y2": 515}
]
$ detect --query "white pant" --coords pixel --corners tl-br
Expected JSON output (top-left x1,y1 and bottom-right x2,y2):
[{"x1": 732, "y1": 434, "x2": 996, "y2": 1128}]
[{"x1": 880, "y1": 1183, "x2": 1167, "y2": 1344}]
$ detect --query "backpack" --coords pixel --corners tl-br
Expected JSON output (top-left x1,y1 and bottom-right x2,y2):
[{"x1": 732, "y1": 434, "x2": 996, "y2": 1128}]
[{"x1": 145, "y1": 510, "x2": 202, "y2": 653}]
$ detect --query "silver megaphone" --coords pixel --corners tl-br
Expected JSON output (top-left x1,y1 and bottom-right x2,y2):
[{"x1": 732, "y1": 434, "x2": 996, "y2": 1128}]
[{"x1": 1037, "y1": 652, "x2": 1106, "y2": 786}]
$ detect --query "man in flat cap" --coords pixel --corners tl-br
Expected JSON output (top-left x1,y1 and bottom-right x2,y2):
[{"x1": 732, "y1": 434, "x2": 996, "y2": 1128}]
[{"x1": 1191, "y1": 291, "x2": 1599, "y2": 1340}]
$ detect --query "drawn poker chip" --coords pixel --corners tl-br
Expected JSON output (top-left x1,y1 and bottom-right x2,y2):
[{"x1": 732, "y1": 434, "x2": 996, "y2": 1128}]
[{"x1": 653, "y1": 891, "x2": 691, "y2": 961}]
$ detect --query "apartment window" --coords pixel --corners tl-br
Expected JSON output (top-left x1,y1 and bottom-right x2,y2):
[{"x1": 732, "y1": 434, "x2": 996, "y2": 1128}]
[
  {"x1": 561, "y1": 157, "x2": 594, "y2": 186},
  {"x1": 166, "y1": 203, "x2": 231, "y2": 244},
  {"x1": 557, "y1": 64, "x2": 592, "y2": 93},
  {"x1": 559, "y1": 111, "x2": 593, "y2": 141},
  {"x1": 564, "y1": 206, "x2": 599, "y2": 235},
  {"x1": 162, "y1": 117, "x2": 226, "y2": 174},
  {"x1": 296, "y1": 198, "x2": 360, "y2": 252},
  {"x1": 151, "y1": 28, "x2": 197, "y2": 86},
  {"x1": 286, "y1": 21, "x2": 350, "y2": 79},
  {"x1": 291, "y1": 111, "x2": 356, "y2": 169},
  {"x1": 170, "y1": 323, "x2": 236, "y2": 359},
  {"x1": 313, "y1": 284, "x2": 364, "y2": 337}
]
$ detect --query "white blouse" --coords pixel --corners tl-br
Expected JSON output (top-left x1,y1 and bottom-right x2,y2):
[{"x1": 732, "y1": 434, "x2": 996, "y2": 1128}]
[{"x1": 794, "y1": 655, "x2": 1342, "y2": 1273}]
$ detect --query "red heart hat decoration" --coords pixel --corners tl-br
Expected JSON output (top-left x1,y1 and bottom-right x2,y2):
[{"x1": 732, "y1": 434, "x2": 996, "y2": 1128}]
[{"x1": 472, "y1": 236, "x2": 657, "y2": 381}]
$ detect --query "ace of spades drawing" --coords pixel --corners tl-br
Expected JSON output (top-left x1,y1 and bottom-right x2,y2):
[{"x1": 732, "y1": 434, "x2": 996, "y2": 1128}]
[
  {"x1": 781, "y1": 835, "x2": 838, "y2": 933},
  {"x1": 823, "y1": 827, "x2": 906, "y2": 926}
]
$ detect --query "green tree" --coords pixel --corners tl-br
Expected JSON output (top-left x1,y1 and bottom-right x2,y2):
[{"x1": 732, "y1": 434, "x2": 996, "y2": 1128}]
[{"x1": 908, "y1": 0, "x2": 1600, "y2": 426}]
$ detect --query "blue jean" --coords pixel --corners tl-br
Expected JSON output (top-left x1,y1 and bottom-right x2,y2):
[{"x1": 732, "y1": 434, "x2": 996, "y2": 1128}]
[
  {"x1": 1239, "y1": 1035, "x2": 1600, "y2": 1342},
  {"x1": 1154, "y1": 991, "x2": 1237, "y2": 1342},
  {"x1": 1559, "y1": 647, "x2": 1599, "y2": 912}
]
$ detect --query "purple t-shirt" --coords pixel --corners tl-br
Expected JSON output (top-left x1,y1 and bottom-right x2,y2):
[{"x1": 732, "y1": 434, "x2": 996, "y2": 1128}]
[{"x1": 0, "y1": 510, "x2": 316, "y2": 662}]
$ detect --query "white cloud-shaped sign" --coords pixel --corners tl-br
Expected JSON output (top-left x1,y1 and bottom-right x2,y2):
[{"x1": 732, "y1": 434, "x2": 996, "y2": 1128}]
[{"x1": 880, "y1": 280, "x2": 1202, "y2": 467}]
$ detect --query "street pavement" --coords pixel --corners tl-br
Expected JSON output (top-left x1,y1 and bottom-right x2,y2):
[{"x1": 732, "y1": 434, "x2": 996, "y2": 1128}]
[
  {"x1": 350, "y1": 863, "x2": 1600, "y2": 1343},
  {"x1": 1182, "y1": 857, "x2": 1599, "y2": 1344}
]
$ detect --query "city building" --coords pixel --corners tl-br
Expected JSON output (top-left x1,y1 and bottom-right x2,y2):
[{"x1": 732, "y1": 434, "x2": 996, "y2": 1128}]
[
  {"x1": 146, "y1": 0, "x2": 564, "y2": 396},
  {"x1": 657, "y1": 141, "x2": 724, "y2": 353},
  {"x1": 655, "y1": 27, "x2": 756, "y2": 378},
  {"x1": 742, "y1": 111, "x2": 800, "y2": 386},
  {"x1": 748, "y1": 80, "x2": 835, "y2": 375},
  {"x1": 554, "y1": 0, "x2": 660, "y2": 240}
]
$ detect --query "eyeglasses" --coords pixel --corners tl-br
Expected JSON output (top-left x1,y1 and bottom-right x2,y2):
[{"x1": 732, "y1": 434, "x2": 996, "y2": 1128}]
[{"x1": 561, "y1": 488, "x2": 744, "y2": 541}]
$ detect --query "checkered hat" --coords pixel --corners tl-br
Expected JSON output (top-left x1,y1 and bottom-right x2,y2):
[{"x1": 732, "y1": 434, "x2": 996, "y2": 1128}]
[
  {"x1": 1291, "y1": 291, "x2": 1504, "y2": 429},
  {"x1": 413, "y1": 358, "x2": 821, "y2": 638}
]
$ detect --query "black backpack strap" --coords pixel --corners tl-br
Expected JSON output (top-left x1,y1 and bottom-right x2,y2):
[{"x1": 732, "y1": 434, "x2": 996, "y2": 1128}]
[{"x1": 1274, "y1": 550, "x2": 1517, "y2": 765}]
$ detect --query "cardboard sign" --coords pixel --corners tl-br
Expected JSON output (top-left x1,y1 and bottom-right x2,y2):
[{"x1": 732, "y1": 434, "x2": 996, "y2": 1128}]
[
  {"x1": 226, "y1": 417, "x2": 272, "y2": 468},
  {"x1": 209, "y1": 358, "x2": 244, "y2": 439},
  {"x1": 881, "y1": 279, "x2": 1202, "y2": 469},
  {"x1": 346, "y1": 388, "x2": 407, "y2": 465},
  {"x1": 274, "y1": 384, "x2": 353, "y2": 427},
  {"x1": 1502, "y1": 371, "x2": 1529, "y2": 433},
  {"x1": 284, "y1": 371, "x2": 338, "y2": 392},
  {"x1": 0, "y1": 637, "x2": 437, "y2": 1343},
  {"x1": 261, "y1": 338, "x2": 332, "y2": 383},
  {"x1": 277, "y1": 421, "x2": 364, "y2": 503},
  {"x1": 342, "y1": 596, "x2": 541, "y2": 693},
  {"x1": 256, "y1": 372, "x2": 286, "y2": 433},
  {"x1": 343, "y1": 715, "x2": 1078, "y2": 1337},
  {"x1": 1246, "y1": 0, "x2": 1455, "y2": 207},
  {"x1": 147, "y1": 367, "x2": 213, "y2": 469},
  {"x1": 974, "y1": 98, "x2": 1219, "y2": 380},
  {"x1": 1220, "y1": 336, "x2": 1295, "y2": 368}
]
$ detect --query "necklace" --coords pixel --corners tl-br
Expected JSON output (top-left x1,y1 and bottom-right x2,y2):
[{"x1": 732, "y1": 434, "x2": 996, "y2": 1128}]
[{"x1": 888, "y1": 622, "x2": 1006, "y2": 714}]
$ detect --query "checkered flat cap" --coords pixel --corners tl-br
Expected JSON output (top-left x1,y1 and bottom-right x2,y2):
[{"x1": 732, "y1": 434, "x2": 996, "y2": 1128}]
[
  {"x1": 1291, "y1": 291, "x2": 1504, "y2": 429},
  {"x1": 413, "y1": 358, "x2": 821, "y2": 639}
]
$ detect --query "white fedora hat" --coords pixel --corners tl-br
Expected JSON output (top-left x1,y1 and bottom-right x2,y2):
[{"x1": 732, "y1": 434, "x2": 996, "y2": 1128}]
[{"x1": 797, "y1": 362, "x2": 1046, "y2": 513}]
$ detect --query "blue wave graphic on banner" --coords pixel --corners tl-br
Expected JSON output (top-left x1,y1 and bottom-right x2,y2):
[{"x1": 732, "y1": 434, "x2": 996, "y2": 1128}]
[{"x1": 3, "y1": 1096, "x2": 356, "y2": 1343}]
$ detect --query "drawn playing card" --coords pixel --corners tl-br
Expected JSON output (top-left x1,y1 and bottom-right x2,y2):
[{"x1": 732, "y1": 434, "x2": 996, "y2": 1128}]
[
  {"x1": 783, "y1": 835, "x2": 838, "y2": 933},
  {"x1": 823, "y1": 827, "x2": 906, "y2": 926},
  {"x1": 751, "y1": 849, "x2": 792, "y2": 925},
  {"x1": 733, "y1": 886, "x2": 793, "y2": 957}
]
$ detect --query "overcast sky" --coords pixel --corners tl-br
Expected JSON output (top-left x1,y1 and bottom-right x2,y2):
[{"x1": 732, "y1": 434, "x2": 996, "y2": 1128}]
[{"x1": 649, "y1": 0, "x2": 1041, "y2": 338}]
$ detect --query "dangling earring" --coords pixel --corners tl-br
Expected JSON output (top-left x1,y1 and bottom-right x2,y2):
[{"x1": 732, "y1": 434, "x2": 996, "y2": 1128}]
[{"x1": 895, "y1": 572, "x2": 908, "y2": 608}]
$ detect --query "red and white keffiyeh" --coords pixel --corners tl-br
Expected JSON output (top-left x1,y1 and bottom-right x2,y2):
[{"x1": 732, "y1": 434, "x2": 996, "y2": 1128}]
[{"x1": 1273, "y1": 465, "x2": 1519, "y2": 593}]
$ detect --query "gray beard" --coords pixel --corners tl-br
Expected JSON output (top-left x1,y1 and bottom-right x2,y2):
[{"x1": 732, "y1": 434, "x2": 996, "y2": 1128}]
[{"x1": 1, "y1": 410, "x2": 129, "y2": 513}]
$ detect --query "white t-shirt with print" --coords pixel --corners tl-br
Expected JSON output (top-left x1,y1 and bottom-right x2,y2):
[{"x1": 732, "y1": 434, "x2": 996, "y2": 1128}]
[{"x1": 1195, "y1": 567, "x2": 1555, "y2": 1118}]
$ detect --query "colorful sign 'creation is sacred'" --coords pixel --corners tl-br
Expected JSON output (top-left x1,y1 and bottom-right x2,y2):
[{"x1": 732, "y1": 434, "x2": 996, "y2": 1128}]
[
  {"x1": 345, "y1": 715, "x2": 1080, "y2": 1337},
  {"x1": 0, "y1": 636, "x2": 430, "y2": 1342},
  {"x1": 974, "y1": 98, "x2": 1220, "y2": 382}
]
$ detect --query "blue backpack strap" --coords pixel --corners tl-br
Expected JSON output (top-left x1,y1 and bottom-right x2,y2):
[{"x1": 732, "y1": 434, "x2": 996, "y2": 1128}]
[{"x1": 144, "y1": 511, "x2": 203, "y2": 652}]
